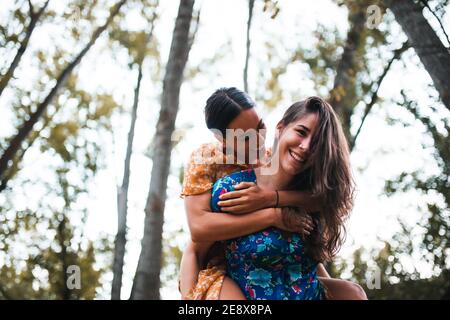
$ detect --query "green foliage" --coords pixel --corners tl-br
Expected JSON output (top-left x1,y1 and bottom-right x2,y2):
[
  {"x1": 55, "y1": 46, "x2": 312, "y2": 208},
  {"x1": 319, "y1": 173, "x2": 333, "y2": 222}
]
[
  {"x1": 161, "y1": 228, "x2": 185, "y2": 289},
  {"x1": 383, "y1": 92, "x2": 449, "y2": 275},
  {"x1": 333, "y1": 239, "x2": 449, "y2": 299},
  {"x1": 0, "y1": 168, "x2": 111, "y2": 299},
  {"x1": 108, "y1": 0, "x2": 160, "y2": 67},
  {"x1": 0, "y1": 0, "x2": 125, "y2": 300},
  {"x1": 332, "y1": 92, "x2": 450, "y2": 299},
  {"x1": 320, "y1": 0, "x2": 449, "y2": 299},
  {"x1": 292, "y1": 24, "x2": 345, "y2": 95}
]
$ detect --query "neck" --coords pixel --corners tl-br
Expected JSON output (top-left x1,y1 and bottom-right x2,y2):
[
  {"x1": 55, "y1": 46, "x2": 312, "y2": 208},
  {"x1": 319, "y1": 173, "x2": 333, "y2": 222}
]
[{"x1": 255, "y1": 156, "x2": 294, "y2": 191}]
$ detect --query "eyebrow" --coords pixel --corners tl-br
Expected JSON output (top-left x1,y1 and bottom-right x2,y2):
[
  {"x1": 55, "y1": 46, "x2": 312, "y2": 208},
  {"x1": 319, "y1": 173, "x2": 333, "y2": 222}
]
[{"x1": 296, "y1": 124, "x2": 310, "y2": 132}]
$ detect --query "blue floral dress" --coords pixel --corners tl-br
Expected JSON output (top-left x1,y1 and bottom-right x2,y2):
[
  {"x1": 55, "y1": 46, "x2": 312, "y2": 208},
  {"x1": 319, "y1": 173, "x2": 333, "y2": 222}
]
[{"x1": 210, "y1": 169, "x2": 324, "y2": 300}]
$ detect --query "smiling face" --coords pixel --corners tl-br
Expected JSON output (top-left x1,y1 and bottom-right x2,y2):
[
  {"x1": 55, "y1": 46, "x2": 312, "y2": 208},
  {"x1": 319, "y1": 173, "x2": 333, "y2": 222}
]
[
  {"x1": 275, "y1": 112, "x2": 319, "y2": 176},
  {"x1": 219, "y1": 108, "x2": 266, "y2": 164}
]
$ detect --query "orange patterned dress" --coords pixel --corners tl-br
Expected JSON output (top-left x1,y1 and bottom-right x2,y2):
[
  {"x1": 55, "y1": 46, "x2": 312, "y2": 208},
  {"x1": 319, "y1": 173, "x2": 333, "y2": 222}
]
[{"x1": 180, "y1": 142, "x2": 270, "y2": 300}]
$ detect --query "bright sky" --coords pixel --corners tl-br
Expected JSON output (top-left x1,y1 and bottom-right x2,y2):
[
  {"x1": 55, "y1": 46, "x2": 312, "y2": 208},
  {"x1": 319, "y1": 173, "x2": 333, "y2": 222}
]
[{"x1": 0, "y1": 0, "x2": 449, "y2": 299}]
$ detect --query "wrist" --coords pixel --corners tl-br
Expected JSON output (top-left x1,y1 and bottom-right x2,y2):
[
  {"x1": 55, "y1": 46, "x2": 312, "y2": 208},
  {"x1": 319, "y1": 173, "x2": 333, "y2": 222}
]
[
  {"x1": 266, "y1": 190, "x2": 278, "y2": 208},
  {"x1": 268, "y1": 207, "x2": 282, "y2": 227}
]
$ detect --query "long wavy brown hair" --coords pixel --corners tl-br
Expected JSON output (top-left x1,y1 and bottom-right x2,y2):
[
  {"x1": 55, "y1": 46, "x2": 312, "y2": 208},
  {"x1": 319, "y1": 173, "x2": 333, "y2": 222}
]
[{"x1": 278, "y1": 96, "x2": 355, "y2": 262}]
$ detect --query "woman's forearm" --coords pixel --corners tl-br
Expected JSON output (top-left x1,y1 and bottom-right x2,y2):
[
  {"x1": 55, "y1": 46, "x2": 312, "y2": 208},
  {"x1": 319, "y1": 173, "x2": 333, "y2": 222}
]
[
  {"x1": 179, "y1": 241, "x2": 200, "y2": 299},
  {"x1": 317, "y1": 263, "x2": 331, "y2": 278},
  {"x1": 277, "y1": 190, "x2": 321, "y2": 212},
  {"x1": 189, "y1": 207, "x2": 276, "y2": 242},
  {"x1": 218, "y1": 187, "x2": 321, "y2": 214}
]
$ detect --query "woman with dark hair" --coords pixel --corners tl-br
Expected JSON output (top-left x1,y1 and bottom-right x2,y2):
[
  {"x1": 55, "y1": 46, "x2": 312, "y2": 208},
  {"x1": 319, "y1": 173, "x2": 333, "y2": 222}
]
[{"x1": 179, "y1": 87, "x2": 322, "y2": 299}]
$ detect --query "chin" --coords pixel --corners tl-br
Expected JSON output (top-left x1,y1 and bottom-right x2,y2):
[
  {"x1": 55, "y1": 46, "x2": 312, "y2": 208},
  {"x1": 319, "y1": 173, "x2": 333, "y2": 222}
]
[{"x1": 281, "y1": 161, "x2": 303, "y2": 176}]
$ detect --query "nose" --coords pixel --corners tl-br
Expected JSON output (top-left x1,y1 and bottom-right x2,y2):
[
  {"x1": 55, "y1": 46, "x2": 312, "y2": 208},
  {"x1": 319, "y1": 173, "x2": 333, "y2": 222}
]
[{"x1": 299, "y1": 137, "x2": 311, "y2": 152}]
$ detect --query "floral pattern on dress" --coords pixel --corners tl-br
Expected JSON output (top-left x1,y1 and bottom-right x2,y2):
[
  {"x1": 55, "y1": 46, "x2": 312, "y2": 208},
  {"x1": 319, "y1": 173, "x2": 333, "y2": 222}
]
[
  {"x1": 210, "y1": 169, "x2": 324, "y2": 300},
  {"x1": 181, "y1": 142, "x2": 249, "y2": 197}
]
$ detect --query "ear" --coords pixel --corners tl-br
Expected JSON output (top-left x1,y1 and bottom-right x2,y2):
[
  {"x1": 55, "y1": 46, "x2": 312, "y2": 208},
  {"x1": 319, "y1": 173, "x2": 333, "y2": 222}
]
[{"x1": 275, "y1": 121, "x2": 284, "y2": 139}]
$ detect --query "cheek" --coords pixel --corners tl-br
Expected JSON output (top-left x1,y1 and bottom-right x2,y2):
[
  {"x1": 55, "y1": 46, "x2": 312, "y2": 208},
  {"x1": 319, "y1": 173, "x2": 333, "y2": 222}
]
[{"x1": 281, "y1": 132, "x2": 301, "y2": 151}]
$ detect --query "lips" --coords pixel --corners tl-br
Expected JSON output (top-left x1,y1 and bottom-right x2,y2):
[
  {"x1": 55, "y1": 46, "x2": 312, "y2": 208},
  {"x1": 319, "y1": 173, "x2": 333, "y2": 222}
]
[{"x1": 289, "y1": 149, "x2": 306, "y2": 164}]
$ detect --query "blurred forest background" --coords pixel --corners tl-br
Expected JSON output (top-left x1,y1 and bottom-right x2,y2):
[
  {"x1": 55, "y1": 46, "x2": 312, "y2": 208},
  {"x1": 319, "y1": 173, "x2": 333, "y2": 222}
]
[{"x1": 0, "y1": 0, "x2": 449, "y2": 300}]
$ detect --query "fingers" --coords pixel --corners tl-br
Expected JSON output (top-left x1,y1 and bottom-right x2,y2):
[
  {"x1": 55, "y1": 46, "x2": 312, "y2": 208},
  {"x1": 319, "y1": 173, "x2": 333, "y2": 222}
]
[
  {"x1": 218, "y1": 182, "x2": 256, "y2": 200},
  {"x1": 290, "y1": 216, "x2": 314, "y2": 236},
  {"x1": 295, "y1": 222, "x2": 312, "y2": 234},
  {"x1": 303, "y1": 221, "x2": 314, "y2": 234},
  {"x1": 233, "y1": 182, "x2": 256, "y2": 190},
  {"x1": 219, "y1": 190, "x2": 243, "y2": 200},
  {"x1": 217, "y1": 198, "x2": 246, "y2": 207},
  {"x1": 303, "y1": 219, "x2": 314, "y2": 231},
  {"x1": 305, "y1": 226, "x2": 313, "y2": 235},
  {"x1": 296, "y1": 227, "x2": 311, "y2": 239}
]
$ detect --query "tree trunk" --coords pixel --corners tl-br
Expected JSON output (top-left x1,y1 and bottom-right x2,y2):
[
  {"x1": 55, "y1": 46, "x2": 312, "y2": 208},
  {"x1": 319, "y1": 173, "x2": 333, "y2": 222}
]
[
  {"x1": 111, "y1": 8, "x2": 158, "y2": 300},
  {"x1": 111, "y1": 64, "x2": 143, "y2": 300},
  {"x1": 130, "y1": 0, "x2": 195, "y2": 300},
  {"x1": 243, "y1": 0, "x2": 255, "y2": 93},
  {"x1": 0, "y1": 0, "x2": 128, "y2": 191},
  {"x1": 0, "y1": 0, "x2": 50, "y2": 97},
  {"x1": 384, "y1": 0, "x2": 450, "y2": 111},
  {"x1": 329, "y1": 2, "x2": 368, "y2": 143},
  {"x1": 57, "y1": 215, "x2": 70, "y2": 300}
]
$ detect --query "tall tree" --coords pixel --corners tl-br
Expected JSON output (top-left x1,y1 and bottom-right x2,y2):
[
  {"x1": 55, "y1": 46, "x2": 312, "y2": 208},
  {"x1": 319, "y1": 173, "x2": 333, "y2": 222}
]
[
  {"x1": 0, "y1": 0, "x2": 128, "y2": 192},
  {"x1": 111, "y1": 55, "x2": 143, "y2": 301},
  {"x1": 130, "y1": 0, "x2": 196, "y2": 300},
  {"x1": 384, "y1": 0, "x2": 450, "y2": 111},
  {"x1": 0, "y1": 0, "x2": 50, "y2": 97},
  {"x1": 329, "y1": 0, "x2": 369, "y2": 141},
  {"x1": 111, "y1": 4, "x2": 159, "y2": 300},
  {"x1": 243, "y1": 0, "x2": 255, "y2": 93}
]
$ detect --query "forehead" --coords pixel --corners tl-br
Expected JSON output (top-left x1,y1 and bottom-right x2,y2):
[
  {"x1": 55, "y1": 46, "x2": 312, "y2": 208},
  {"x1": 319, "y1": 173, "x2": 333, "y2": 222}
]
[
  {"x1": 292, "y1": 112, "x2": 318, "y2": 126},
  {"x1": 227, "y1": 108, "x2": 261, "y2": 130},
  {"x1": 288, "y1": 112, "x2": 319, "y2": 133}
]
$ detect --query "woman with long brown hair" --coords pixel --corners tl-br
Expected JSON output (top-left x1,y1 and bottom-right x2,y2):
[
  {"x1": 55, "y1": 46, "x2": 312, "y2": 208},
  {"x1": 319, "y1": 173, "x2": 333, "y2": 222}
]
[{"x1": 179, "y1": 88, "x2": 321, "y2": 299}]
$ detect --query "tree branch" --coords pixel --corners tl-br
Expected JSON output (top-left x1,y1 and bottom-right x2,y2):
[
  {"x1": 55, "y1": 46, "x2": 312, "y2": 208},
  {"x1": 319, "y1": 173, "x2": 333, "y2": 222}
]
[
  {"x1": 384, "y1": 0, "x2": 450, "y2": 111},
  {"x1": 27, "y1": 0, "x2": 35, "y2": 16},
  {"x1": 351, "y1": 41, "x2": 409, "y2": 150},
  {"x1": 187, "y1": 7, "x2": 201, "y2": 53},
  {"x1": 0, "y1": 0, "x2": 127, "y2": 191},
  {"x1": 419, "y1": 0, "x2": 450, "y2": 47},
  {"x1": 0, "y1": 113, "x2": 51, "y2": 192},
  {"x1": 0, "y1": 0, "x2": 50, "y2": 97}
]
